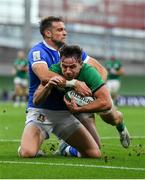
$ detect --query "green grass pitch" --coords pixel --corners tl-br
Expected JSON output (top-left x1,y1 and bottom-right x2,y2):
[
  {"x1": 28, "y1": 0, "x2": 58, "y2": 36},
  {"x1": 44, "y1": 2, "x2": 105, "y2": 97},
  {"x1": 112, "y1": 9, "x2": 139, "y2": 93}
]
[{"x1": 0, "y1": 102, "x2": 145, "y2": 179}]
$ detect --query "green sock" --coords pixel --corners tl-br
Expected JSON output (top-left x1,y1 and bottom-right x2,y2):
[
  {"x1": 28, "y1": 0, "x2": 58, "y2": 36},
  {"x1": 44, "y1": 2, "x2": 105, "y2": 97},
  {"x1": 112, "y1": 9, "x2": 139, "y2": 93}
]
[{"x1": 116, "y1": 122, "x2": 125, "y2": 132}]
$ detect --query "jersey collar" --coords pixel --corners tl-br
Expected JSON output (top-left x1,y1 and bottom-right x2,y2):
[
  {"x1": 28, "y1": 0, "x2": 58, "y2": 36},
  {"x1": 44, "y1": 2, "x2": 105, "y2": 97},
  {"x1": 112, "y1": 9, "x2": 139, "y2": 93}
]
[{"x1": 43, "y1": 40, "x2": 57, "y2": 51}]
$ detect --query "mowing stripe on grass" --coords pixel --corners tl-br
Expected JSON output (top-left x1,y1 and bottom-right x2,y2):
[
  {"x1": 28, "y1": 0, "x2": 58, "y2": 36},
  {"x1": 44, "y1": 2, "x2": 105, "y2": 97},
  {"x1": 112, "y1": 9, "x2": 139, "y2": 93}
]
[
  {"x1": 0, "y1": 160, "x2": 145, "y2": 171},
  {"x1": 0, "y1": 136, "x2": 145, "y2": 142}
]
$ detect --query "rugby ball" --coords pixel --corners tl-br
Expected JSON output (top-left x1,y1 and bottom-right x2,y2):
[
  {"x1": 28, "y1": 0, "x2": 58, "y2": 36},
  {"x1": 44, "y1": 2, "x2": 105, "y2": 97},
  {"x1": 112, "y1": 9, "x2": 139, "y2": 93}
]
[{"x1": 65, "y1": 90, "x2": 94, "y2": 106}]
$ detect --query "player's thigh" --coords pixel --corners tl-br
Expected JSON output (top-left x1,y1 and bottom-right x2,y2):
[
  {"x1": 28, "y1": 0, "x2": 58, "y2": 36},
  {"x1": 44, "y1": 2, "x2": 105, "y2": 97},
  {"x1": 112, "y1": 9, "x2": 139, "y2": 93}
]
[
  {"x1": 26, "y1": 108, "x2": 53, "y2": 139},
  {"x1": 14, "y1": 84, "x2": 22, "y2": 94},
  {"x1": 75, "y1": 113, "x2": 96, "y2": 131},
  {"x1": 22, "y1": 108, "x2": 52, "y2": 151},
  {"x1": 51, "y1": 111, "x2": 82, "y2": 140},
  {"x1": 75, "y1": 113, "x2": 101, "y2": 147},
  {"x1": 66, "y1": 124, "x2": 100, "y2": 157}
]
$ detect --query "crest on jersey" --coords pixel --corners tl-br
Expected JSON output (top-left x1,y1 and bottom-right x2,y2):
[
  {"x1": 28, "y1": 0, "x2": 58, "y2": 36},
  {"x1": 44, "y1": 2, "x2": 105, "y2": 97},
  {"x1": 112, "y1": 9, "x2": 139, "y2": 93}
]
[{"x1": 33, "y1": 51, "x2": 41, "y2": 61}]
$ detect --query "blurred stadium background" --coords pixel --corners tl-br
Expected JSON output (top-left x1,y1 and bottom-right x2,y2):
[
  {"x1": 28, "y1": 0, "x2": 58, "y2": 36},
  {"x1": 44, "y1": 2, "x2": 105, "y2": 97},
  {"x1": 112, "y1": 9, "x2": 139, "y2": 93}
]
[{"x1": 0, "y1": 0, "x2": 145, "y2": 106}]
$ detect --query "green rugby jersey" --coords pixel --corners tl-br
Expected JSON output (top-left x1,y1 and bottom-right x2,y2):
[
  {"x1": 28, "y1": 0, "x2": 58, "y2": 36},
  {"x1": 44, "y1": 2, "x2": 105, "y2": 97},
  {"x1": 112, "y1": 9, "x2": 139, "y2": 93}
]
[
  {"x1": 50, "y1": 63, "x2": 104, "y2": 93},
  {"x1": 104, "y1": 59, "x2": 122, "y2": 80},
  {"x1": 14, "y1": 58, "x2": 28, "y2": 79}
]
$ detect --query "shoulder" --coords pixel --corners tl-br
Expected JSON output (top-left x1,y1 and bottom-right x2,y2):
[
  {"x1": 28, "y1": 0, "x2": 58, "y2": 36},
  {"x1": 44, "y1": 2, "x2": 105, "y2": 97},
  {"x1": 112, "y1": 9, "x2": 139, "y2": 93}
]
[
  {"x1": 114, "y1": 60, "x2": 122, "y2": 67},
  {"x1": 116, "y1": 60, "x2": 122, "y2": 65},
  {"x1": 80, "y1": 63, "x2": 103, "y2": 83},
  {"x1": 29, "y1": 42, "x2": 45, "y2": 55},
  {"x1": 82, "y1": 63, "x2": 100, "y2": 75},
  {"x1": 28, "y1": 42, "x2": 51, "y2": 63},
  {"x1": 50, "y1": 63, "x2": 62, "y2": 73}
]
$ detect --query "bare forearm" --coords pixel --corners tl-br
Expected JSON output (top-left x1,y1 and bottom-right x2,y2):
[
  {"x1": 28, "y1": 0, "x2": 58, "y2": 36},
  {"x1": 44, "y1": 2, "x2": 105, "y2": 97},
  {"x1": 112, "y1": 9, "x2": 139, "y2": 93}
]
[
  {"x1": 76, "y1": 98, "x2": 112, "y2": 113},
  {"x1": 78, "y1": 86, "x2": 112, "y2": 113},
  {"x1": 32, "y1": 63, "x2": 65, "y2": 84},
  {"x1": 117, "y1": 68, "x2": 124, "y2": 76},
  {"x1": 39, "y1": 70, "x2": 64, "y2": 84},
  {"x1": 33, "y1": 85, "x2": 52, "y2": 105},
  {"x1": 65, "y1": 85, "x2": 112, "y2": 113}
]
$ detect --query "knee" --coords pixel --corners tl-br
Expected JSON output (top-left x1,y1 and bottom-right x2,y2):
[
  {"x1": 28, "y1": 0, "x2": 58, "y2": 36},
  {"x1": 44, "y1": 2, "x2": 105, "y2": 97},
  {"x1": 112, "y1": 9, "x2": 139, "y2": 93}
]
[
  {"x1": 83, "y1": 148, "x2": 101, "y2": 158},
  {"x1": 18, "y1": 146, "x2": 37, "y2": 158},
  {"x1": 112, "y1": 110, "x2": 123, "y2": 125},
  {"x1": 117, "y1": 111, "x2": 123, "y2": 120},
  {"x1": 100, "y1": 108, "x2": 123, "y2": 126}
]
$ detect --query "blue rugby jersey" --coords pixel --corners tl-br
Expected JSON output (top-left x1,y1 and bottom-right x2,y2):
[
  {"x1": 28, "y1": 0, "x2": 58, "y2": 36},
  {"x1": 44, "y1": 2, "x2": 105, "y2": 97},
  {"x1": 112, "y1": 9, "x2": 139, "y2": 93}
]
[{"x1": 28, "y1": 41, "x2": 88, "y2": 110}]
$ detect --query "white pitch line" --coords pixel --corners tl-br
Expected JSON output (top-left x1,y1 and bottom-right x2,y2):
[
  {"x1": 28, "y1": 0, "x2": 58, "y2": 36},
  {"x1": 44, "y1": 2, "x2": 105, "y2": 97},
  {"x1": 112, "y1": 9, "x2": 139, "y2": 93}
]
[
  {"x1": 0, "y1": 139, "x2": 20, "y2": 142},
  {"x1": 0, "y1": 160, "x2": 145, "y2": 171},
  {"x1": 101, "y1": 136, "x2": 145, "y2": 139},
  {"x1": 0, "y1": 136, "x2": 145, "y2": 142}
]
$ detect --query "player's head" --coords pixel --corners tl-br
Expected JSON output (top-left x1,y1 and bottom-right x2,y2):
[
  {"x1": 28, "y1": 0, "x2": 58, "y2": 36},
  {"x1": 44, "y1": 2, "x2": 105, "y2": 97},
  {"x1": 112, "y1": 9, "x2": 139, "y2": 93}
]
[
  {"x1": 17, "y1": 50, "x2": 25, "y2": 59},
  {"x1": 111, "y1": 56, "x2": 115, "y2": 61},
  {"x1": 39, "y1": 16, "x2": 67, "y2": 48},
  {"x1": 60, "y1": 45, "x2": 83, "y2": 80}
]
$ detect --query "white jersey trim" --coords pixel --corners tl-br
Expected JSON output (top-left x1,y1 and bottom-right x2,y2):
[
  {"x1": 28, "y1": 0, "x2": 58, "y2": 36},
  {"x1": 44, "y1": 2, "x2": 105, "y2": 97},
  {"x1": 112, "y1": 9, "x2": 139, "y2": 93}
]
[
  {"x1": 32, "y1": 61, "x2": 47, "y2": 66},
  {"x1": 43, "y1": 40, "x2": 57, "y2": 51},
  {"x1": 43, "y1": 40, "x2": 60, "y2": 57}
]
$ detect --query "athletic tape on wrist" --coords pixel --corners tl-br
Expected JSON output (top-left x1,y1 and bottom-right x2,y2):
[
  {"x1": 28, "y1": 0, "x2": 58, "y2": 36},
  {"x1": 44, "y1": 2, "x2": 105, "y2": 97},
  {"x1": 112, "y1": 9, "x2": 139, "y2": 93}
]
[{"x1": 66, "y1": 79, "x2": 77, "y2": 87}]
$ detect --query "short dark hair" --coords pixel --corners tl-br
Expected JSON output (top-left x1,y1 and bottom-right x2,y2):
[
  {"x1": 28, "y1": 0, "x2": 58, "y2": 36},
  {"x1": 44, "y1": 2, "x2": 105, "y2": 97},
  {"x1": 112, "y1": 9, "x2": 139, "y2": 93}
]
[
  {"x1": 39, "y1": 16, "x2": 63, "y2": 37},
  {"x1": 60, "y1": 45, "x2": 83, "y2": 63}
]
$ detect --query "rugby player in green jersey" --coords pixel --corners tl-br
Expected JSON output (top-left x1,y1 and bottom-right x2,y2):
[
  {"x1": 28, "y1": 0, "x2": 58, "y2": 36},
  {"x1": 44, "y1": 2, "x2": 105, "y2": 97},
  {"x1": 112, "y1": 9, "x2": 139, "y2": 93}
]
[
  {"x1": 104, "y1": 56, "x2": 124, "y2": 104},
  {"x1": 33, "y1": 45, "x2": 130, "y2": 157},
  {"x1": 13, "y1": 51, "x2": 28, "y2": 107}
]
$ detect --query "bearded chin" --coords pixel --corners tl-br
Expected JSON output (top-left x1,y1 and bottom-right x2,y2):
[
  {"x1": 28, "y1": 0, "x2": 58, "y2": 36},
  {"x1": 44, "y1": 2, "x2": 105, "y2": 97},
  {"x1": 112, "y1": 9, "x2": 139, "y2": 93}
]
[{"x1": 52, "y1": 39, "x2": 65, "y2": 48}]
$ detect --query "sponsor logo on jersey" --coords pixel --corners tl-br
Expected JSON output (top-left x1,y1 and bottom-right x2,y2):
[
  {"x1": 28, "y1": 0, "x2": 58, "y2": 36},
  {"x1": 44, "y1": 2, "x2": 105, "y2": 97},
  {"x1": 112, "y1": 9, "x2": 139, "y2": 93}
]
[{"x1": 33, "y1": 51, "x2": 41, "y2": 61}]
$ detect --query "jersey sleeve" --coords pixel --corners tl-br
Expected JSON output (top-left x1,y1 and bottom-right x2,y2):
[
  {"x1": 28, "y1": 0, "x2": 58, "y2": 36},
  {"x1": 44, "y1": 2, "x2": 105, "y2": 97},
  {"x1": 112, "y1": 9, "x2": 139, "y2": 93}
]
[
  {"x1": 28, "y1": 48, "x2": 48, "y2": 67},
  {"x1": 82, "y1": 65, "x2": 105, "y2": 93},
  {"x1": 82, "y1": 51, "x2": 89, "y2": 63},
  {"x1": 24, "y1": 59, "x2": 28, "y2": 67},
  {"x1": 117, "y1": 60, "x2": 123, "y2": 69},
  {"x1": 50, "y1": 63, "x2": 62, "y2": 75}
]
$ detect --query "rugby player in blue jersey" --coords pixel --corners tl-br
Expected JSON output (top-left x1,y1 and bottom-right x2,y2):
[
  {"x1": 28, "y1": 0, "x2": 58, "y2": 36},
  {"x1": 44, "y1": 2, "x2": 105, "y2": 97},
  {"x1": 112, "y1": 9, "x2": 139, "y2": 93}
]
[{"x1": 18, "y1": 16, "x2": 129, "y2": 158}]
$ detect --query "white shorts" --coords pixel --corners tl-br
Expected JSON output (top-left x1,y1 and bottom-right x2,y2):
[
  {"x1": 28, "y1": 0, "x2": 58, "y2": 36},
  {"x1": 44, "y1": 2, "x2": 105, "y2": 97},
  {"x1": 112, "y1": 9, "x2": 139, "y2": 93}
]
[
  {"x1": 106, "y1": 80, "x2": 120, "y2": 94},
  {"x1": 26, "y1": 108, "x2": 82, "y2": 141},
  {"x1": 14, "y1": 77, "x2": 28, "y2": 87}
]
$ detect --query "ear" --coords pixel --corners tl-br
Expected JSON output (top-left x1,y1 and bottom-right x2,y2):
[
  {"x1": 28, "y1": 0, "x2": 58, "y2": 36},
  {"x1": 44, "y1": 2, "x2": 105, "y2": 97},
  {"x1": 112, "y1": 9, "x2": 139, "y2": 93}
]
[
  {"x1": 60, "y1": 62, "x2": 63, "y2": 68},
  {"x1": 44, "y1": 29, "x2": 52, "y2": 38}
]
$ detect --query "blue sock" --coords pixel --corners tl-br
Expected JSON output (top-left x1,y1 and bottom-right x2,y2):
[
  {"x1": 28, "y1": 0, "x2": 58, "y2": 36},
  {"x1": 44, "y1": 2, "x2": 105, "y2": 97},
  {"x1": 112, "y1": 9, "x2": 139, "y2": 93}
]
[
  {"x1": 69, "y1": 146, "x2": 78, "y2": 157},
  {"x1": 65, "y1": 146, "x2": 81, "y2": 157}
]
